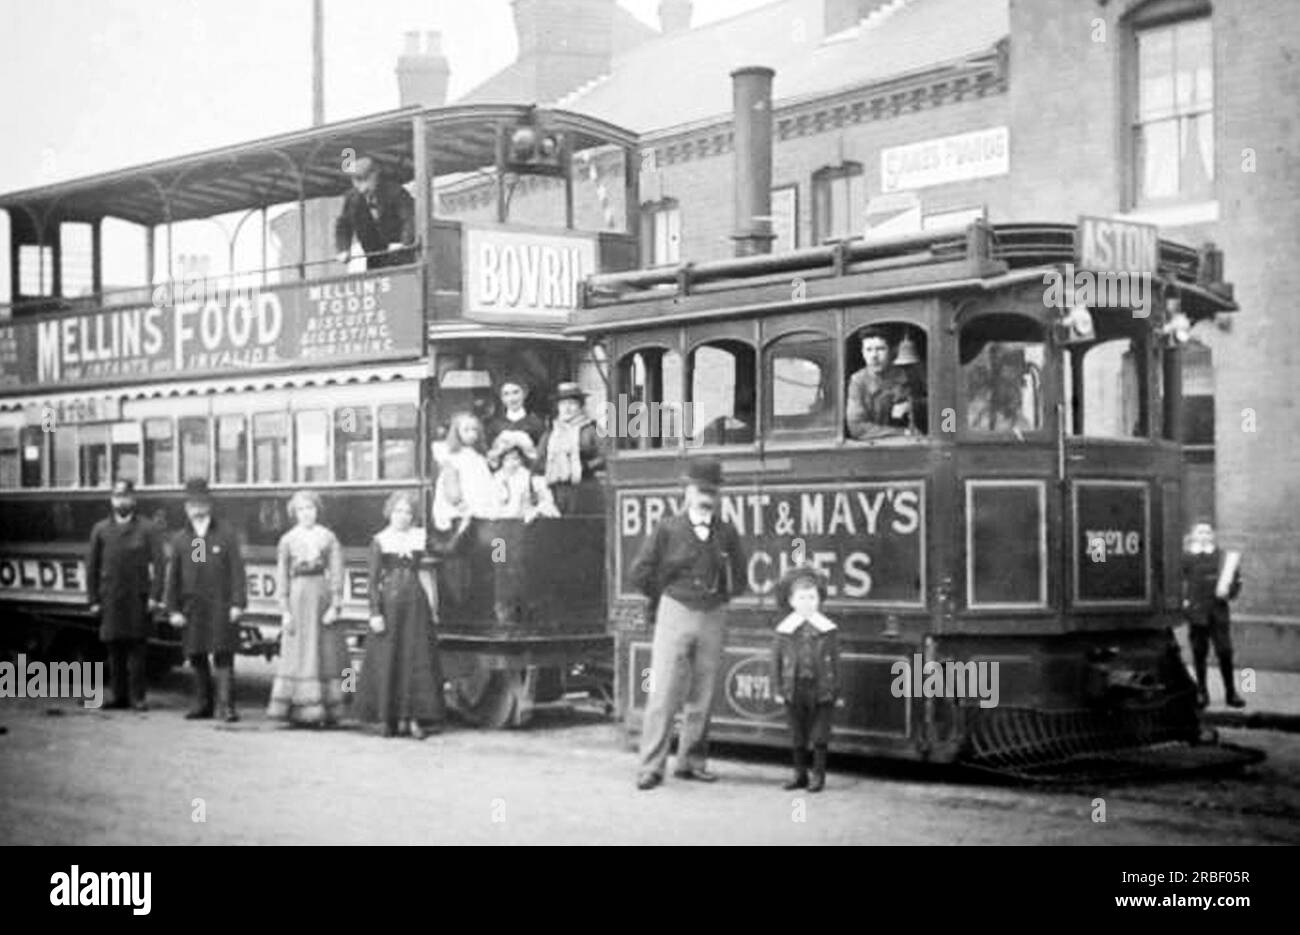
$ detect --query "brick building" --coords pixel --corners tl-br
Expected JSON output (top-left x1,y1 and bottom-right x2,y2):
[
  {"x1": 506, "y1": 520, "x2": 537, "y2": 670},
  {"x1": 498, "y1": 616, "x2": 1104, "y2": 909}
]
[{"x1": 452, "y1": 0, "x2": 1299, "y2": 637}]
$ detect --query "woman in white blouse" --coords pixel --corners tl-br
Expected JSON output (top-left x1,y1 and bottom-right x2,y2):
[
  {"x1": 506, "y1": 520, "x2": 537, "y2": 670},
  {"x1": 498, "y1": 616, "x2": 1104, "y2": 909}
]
[{"x1": 266, "y1": 490, "x2": 347, "y2": 727}]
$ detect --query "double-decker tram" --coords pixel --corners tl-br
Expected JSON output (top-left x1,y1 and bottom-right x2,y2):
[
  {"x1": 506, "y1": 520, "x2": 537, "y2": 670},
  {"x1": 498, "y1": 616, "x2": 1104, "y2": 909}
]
[
  {"x1": 0, "y1": 104, "x2": 640, "y2": 724},
  {"x1": 576, "y1": 218, "x2": 1260, "y2": 779}
]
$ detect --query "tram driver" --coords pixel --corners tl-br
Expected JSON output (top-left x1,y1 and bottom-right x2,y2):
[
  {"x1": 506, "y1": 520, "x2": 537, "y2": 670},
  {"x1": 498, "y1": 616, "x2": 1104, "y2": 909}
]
[
  {"x1": 845, "y1": 326, "x2": 925, "y2": 440},
  {"x1": 334, "y1": 156, "x2": 416, "y2": 270}
]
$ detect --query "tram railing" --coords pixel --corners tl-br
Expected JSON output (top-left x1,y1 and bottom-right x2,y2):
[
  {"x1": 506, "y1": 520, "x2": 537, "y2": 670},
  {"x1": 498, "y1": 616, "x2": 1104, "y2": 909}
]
[{"x1": 580, "y1": 220, "x2": 1231, "y2": 307}]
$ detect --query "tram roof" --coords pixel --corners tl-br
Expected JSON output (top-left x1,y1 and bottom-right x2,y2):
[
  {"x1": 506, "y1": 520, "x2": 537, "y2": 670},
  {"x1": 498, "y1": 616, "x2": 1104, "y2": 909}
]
[
  {"x1": 572, "y1": 222, "x2": 1239, "y2": 333},
  {"x1": 0, "y1": 105, "x2": 639, "y2": 228}
]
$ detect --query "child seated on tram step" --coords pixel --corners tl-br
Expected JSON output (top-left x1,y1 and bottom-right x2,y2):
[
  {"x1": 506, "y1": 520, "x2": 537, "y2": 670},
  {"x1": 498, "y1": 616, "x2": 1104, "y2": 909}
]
[
  {"x1": 772, "y1": 565, "x2": 842, "y2": 793},
  {"x1": 488, "y1": 430, "x2": 561, "y2": 523}
]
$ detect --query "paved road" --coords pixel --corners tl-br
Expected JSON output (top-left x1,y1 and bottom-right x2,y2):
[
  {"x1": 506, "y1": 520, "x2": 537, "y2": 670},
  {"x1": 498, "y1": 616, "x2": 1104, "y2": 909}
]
[{"x1": 2, "y1": 661, "x2": 1298, "y2": 845}]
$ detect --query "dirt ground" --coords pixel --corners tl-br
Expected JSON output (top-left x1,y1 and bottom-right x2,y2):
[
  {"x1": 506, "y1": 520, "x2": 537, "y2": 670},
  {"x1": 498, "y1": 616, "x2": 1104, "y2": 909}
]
[{"x1": 2, "y1": 658, "x2": 1299, "y2": 845}]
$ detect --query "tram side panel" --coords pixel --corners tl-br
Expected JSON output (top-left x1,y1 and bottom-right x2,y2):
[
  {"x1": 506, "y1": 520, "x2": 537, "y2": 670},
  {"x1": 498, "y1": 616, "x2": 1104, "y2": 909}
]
[{"x1": 611, "y1": 479, "x2": 936, "y2": 759}]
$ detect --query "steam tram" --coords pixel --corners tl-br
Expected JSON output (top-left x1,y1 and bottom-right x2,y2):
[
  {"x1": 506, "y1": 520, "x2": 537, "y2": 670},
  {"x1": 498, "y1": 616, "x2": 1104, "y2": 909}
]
[
  {"x1": 577, "y1": 220, "x2": 1253, "y2": 777},
  {"x1": 0, "y1": 104, "x2": 640, "y2": 725}
]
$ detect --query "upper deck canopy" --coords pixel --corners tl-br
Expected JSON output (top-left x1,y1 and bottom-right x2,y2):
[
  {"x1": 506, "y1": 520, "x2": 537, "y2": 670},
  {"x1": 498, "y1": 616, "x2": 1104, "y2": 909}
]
[{"x1": 0, "y1": 105, "x2": 640, "y2": 228}]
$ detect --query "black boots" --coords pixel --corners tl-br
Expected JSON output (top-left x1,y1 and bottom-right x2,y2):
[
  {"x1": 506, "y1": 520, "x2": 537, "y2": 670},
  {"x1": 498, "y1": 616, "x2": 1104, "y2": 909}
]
[
  {"x1": 185, "y1": 659, "x2": 214, "y2": 719},
  {"x1": 783, "y1": 748, "x2": 808, "y2": 790},
  {"x1": 215, "y1": 667, "x2": 239, "y2": 722},
  {"x1": 1193, "y1": 653, "x2": 1210, "y2": 709},
  {"x1": 1221, "y1": 657, "x2": 1246, "y2": 708},
  {"x1": 807, "y1": 746, "x2": 828, "y2": 792}
]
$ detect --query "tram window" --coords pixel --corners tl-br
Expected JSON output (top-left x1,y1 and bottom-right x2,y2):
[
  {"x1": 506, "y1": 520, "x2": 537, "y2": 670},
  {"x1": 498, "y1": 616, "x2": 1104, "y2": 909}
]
[
  {"x1": 0, "y1": 429, "x2": 18, "y2": 488},
  {"x1": 251, "y1": 412, "x2": 290, "y2": 484},
  {"x1": 378, "y1": 404, "x2": 417, "y2": 480},
  {"x1": 179, "y1": 417, "x2": 210, "y2": 482},
  {"x1": 688, "y1": 340, "x2": 756, "y2": 446},
  {"x1": 20, "y1": 427, "x2": 44, "y2": 488},
  {"x1": 143, "y1": 418, "x2": 175, "y2": 486},
  {"x1": 614, "y1": 348, "x2": 684, "y2": 451},
  {"x1": 79, "y1": 425, "x2": 111, "y2": 488},
  {"x1": 765, "y1": 332, "x2": 835, "y2": 439},
  {"x1": 335, "y1": 406, "x2": 375, "y2": 481},
  {"x1": 1065, "y1": 335, "x2": 1148, "y2": 438},
  {"x1": 294, "y1": 410, "x2": 330, "y2": 483},
  {"x1": 959, "y1": 315, "x2": 1045, "y2": 433},
  {"x1": 110, "y1": 423, "x2": 142, "y2": 485},
  {"x1": 846, "y1": 324, "x2": 928, "y2": 439},
  {"x1": 215, "y1": 415, "x2": 247, "y2": 484},
  {"x1": 53, "y1": 426, "x2": 77, "y2": 487}
]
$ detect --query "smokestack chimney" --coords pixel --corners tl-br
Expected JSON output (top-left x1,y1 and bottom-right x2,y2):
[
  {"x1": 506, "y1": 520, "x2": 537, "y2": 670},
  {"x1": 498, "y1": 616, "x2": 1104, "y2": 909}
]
[
  {"x1": 396, "y1": 30, "x2": 451, "y2": 108},
  {"x1": 658, "y1": 0, "x2": 692, "y2": 33},
  {"x1": 731, "y1": 66, "x2": 775, "y2": 257}
]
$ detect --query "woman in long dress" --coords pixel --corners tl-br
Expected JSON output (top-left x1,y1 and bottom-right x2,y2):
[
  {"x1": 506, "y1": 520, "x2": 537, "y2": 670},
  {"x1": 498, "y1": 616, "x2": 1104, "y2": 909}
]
[
  {"x1": 267, "y1": 490, "x2": 347, "y2": 727},
  {"x1": 353, "y1": 491, "x2": 446, "y2": 738}
]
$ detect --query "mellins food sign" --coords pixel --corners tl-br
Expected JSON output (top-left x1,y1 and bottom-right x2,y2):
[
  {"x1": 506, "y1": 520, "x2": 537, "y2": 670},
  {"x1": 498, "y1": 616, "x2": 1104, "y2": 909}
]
[{"x1": 0, "y1": 269, "x2": 423, "y2": 389}]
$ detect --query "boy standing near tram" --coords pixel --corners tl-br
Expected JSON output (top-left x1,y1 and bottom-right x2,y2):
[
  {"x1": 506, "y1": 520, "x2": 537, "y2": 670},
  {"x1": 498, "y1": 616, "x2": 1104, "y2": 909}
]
[
  {"x1": 1182, "y1": 520, "x2": 1246, "y2": 709},
  {"x1": 771, "y1": 565, "x2": 842, "y2": 793}
]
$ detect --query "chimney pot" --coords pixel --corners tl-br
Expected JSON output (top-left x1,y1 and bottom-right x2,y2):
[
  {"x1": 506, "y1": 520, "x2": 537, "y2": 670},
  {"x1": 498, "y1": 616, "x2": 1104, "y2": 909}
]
[{"x1": 404, "y1": 30, "x2": 420, "y2": 55}]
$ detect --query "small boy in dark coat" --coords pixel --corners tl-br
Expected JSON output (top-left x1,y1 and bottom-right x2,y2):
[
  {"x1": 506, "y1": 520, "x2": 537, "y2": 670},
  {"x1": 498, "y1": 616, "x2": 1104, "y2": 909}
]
[{"x1": 772, "y1": 565, "x2": 841, "y2": 792}]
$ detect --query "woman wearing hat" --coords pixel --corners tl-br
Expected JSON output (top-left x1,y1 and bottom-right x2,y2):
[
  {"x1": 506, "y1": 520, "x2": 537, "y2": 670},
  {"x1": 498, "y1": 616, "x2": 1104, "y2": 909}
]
[
  {"x1": 164, "y1": 478, "x2": 248, "y2": 722},
  {"x1": 266, "y1": 490, "x2": 347, "y2": 727},
  {"x1": 538, "y1": 381, "x2": 605, "y2": 515}
]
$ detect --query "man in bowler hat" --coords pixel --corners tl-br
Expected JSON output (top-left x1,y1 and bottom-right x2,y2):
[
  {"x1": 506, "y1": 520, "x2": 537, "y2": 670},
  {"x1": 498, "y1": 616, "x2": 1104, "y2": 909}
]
[
  {"x1": 87, "y1": 479, "x2": 165, "y2": 710},
  {"x1": 165, "y1": 478, "x2": 248, "y2": 721},
  {"x1": 629, "y1": 457, "x2": 747, "y2": 789}
]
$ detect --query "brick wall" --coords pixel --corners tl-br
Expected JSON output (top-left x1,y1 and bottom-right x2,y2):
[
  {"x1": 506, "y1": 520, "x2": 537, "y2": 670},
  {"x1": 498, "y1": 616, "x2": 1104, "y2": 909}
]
[
  {"x1": 1006, "y1": 0, "x2": 1300, "y2": 623},
  {"x1": 643, "y1": 91, "x2": 1012, "y2": 262}
]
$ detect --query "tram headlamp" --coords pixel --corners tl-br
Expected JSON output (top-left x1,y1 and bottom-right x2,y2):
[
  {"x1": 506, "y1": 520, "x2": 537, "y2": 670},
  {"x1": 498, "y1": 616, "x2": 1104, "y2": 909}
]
[{"x1": 505, "y1": 119, "x2": 565, "y2": 175}]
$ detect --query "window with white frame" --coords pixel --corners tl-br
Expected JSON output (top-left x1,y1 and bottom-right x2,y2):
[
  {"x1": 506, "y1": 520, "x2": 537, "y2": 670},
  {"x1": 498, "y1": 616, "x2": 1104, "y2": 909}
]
[
  {"x1": 1133, "y1": 15, "x2": 1213, "y2": 204},
  {"x1": 644, "y1": 200, "x2": 681, "y2": 267}
]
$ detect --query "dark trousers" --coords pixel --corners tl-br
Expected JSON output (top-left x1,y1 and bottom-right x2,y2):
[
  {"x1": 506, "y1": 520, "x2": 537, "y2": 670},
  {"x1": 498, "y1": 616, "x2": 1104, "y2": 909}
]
[
  {"x1": 188, "y1": 652, "x2": 234, "y2": 706},
  {"x1": 787, "y1": 682, "x2": 834, "y2": 750},
  {"x1": 1189, "y1": 608, "x2": 1237, "y2": 698},
  {"x1": 106, "y1": 639, "x2": 147, "y2": 705}
]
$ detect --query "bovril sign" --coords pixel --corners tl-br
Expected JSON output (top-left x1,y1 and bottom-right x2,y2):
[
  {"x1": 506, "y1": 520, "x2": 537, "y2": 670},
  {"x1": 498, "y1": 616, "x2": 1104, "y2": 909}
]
[{"x1": 465, "y1": 226, "x2": 597, "y2": 321}]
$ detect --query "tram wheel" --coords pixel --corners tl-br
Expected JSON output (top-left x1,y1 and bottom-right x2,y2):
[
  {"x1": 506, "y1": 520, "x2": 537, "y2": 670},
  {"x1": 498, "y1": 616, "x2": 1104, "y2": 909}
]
[{"x1": 451, "y1": 662, "x2": 534, "y2": 729}]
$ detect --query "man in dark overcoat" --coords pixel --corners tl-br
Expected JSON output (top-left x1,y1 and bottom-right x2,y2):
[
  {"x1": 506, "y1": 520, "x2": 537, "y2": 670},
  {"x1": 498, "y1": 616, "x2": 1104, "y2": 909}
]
[
  {"x1": 87, "y1": 479, "x2": 165, "y2": 710},
  {"x1": 165, "y1": 478, "x2": 248, "y2": 721}
]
